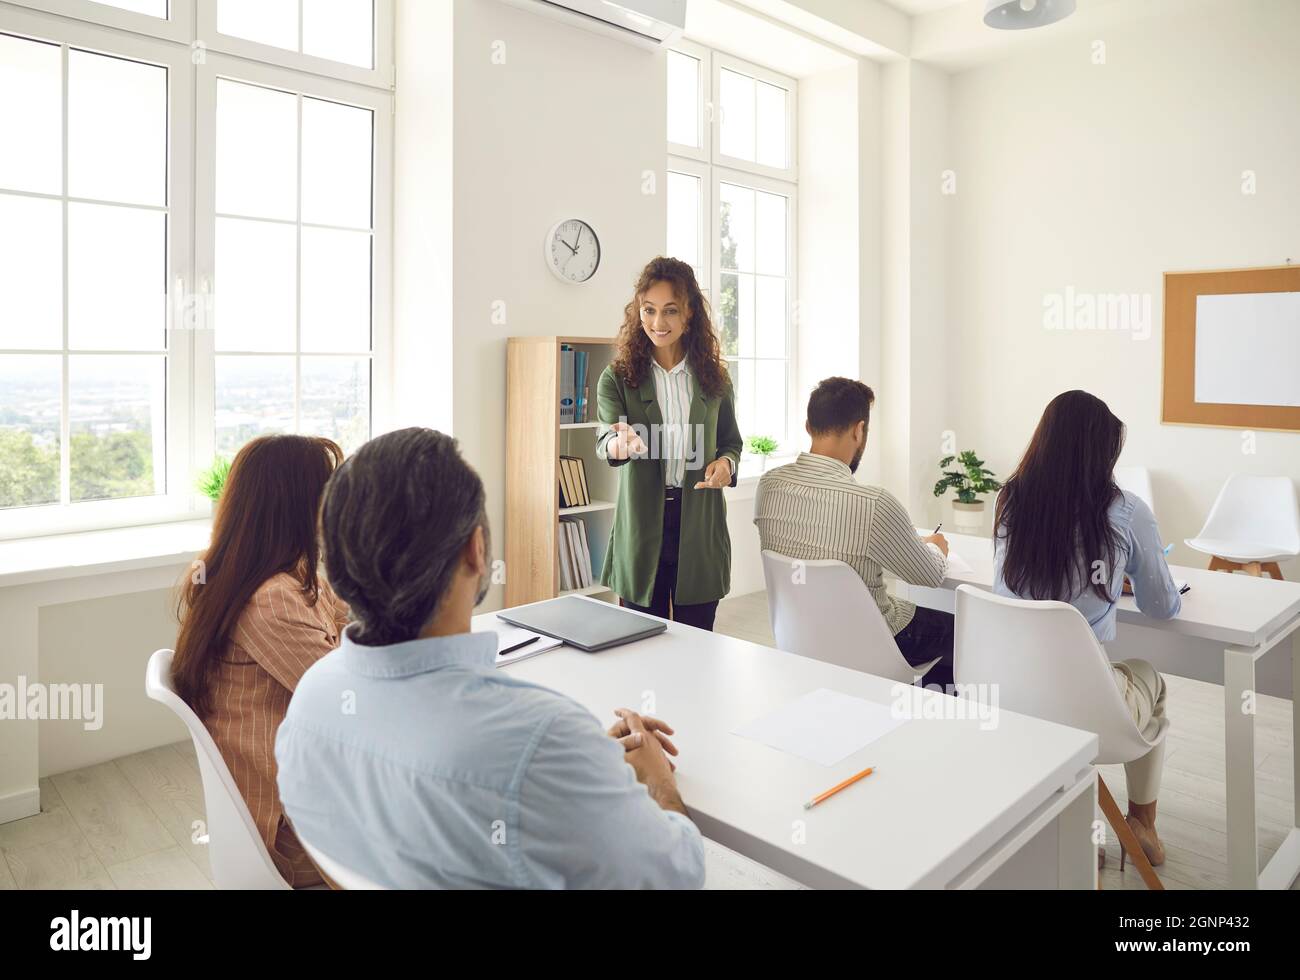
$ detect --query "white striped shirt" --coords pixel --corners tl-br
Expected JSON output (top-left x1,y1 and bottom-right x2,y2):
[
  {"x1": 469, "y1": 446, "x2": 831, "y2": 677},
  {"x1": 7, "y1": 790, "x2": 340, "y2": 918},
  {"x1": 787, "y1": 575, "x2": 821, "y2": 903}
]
[
  {"x1": 650, "y1": 355, "x2": 693, "y2": 488},
  {"x1": 753, "y1": 452, "x2": 949, "y2": 635}
]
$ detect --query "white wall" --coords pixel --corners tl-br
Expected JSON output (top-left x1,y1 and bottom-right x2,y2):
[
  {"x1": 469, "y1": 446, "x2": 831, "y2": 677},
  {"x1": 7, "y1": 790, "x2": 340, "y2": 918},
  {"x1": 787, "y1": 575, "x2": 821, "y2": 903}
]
[
  {"x1": 441, "y1": 0, "x2": 667, "y2": 610},
  {"x1": 946, "y1": 0, "x2": 1300, "y2": 570}
]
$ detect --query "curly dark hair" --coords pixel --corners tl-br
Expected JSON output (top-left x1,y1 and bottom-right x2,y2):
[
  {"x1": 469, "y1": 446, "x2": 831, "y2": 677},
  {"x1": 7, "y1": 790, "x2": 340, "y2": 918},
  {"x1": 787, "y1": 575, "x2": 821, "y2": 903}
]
[{"x1": 610, "y1": 256, "x2": 730, "y2": 399}]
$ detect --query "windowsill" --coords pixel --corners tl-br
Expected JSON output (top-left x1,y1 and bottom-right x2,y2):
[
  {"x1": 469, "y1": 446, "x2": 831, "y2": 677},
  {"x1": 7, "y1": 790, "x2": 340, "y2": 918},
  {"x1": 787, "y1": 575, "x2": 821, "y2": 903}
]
[{"x1": 0, "y1": 518, "x2": 213, "y2": 590}]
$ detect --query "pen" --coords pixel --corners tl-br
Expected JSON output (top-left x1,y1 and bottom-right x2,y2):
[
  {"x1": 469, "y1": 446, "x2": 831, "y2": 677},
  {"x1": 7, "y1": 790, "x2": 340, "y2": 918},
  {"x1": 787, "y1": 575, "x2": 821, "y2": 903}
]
[
  {"x1": 933, "y1": 523, "x2": 943, "y2": 535},
  {"x1": 1163, "y1": 543, "x2": 1174, "y2": 556},
  {"x1": 499, "y1": 636, "x2": 540, "y2": 657},
  {"x1": 803, "y1": 766, "x2": 875, "y2": 810}
]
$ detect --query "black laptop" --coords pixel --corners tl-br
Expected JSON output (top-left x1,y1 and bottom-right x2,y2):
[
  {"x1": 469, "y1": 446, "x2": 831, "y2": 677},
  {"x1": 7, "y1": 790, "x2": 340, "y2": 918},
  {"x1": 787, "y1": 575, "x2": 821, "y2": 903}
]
[{"x1": 496, "y1": 596, "x2": 666, "y2": 652}]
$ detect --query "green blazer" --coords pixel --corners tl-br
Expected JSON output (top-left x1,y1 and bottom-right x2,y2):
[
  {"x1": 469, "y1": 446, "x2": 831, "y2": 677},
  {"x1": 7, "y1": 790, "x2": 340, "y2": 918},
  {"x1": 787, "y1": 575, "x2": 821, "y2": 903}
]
[{"x1": 595, "y1": 364, "x2": 743, "y2": 607}]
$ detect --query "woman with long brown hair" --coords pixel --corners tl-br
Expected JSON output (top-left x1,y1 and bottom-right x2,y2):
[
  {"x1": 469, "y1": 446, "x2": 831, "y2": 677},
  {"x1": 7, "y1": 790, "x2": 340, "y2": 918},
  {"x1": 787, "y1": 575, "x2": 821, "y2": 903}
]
[
  {"x1": 174, "y1": 434, "x2": 346, "y2": 888},
  {"x1": 595, "y1": 257, "x2": 743, "y2": 630},
  {"x1": 993, "y1": 390, "x2": 1181, "y2": 868}
]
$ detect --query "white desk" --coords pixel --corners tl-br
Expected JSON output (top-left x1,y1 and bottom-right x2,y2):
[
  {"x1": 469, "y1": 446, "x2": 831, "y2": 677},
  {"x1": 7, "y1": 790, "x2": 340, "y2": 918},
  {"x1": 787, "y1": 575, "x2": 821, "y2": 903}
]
[
  {"x1": 481, "y1": 598, "x2": 1098, "y2": 890},
  {"x1": 912, "y1": 530, "x2": 1300, "y2": 890}
]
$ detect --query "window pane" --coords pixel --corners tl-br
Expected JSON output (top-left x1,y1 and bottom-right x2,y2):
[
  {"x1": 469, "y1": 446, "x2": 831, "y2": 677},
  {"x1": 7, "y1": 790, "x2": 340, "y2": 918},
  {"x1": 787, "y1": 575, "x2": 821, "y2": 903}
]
[
  {"x1": 216, "y1": 355, "x2": 295, "y2": 456},
  {"x1": 718, "y1": 68, "x2": 754, "y2": 162},
  {"x1": 301, "y1": 357, "x2": 370, "y2": 455},
  {"x1": 666, "y1": 172, "x2": 700, "y2": 272},
  {"x1": 756, "y1": 81, "x2": 787, "y2": 169},
  {"x1": 0, "y1": 355, "x2": 60, "y2": 510},
  {"x1": 753, "y1": 359, "x2": 786, "y2": 441},
  {"x1": 303, "y1": 0, "x2": 375, "y2": 69},
  {"x1": 69, "y1": 354, "x2": 165, "y2": 503},
  {"x1": 719, "y1": 272, "x2": 756, "y2": 358},
  {"x1": 217, "y1": 0, "x2": 298, "y2": 51},
  {"x1": 755, "y1": 277, "x2": 786, "y2": 358},
  {"x1": 302, "y1": 227, "x2": 371, "y2": 353},
  {"x1": 215, "y1": 217, "x2": 296, "y2": 352},
  {"x1": 302, "y1": 97, "x2": 373, "y2": 229},
  {"x1": 217, "y1": 79, "x2": 297, "y2": 221},
  {"x1": 92, "y1": 0, "x2": 169, "y2": 16},
  {"x1": 735, "y1": 358, "x2": 754, "y2": 443},
  {"x1": 69, "y1": 50, "x2": 167, "y2": 208},
  {"x1": 0, "y1": 195, "x2": 62, "y2": 350},
  {"x1": 755, "y1": 190, "x2": 786, "y2": 276},
  {"x1": 0, "y1": 34, "x2": 61, "y2": 195},
  {"x1": 667, "y1": 50, "x2": 699, "y2": 148},
  {"x1": 719, "y1": 182, "x2": 754, "y2": 272},
  {"x1": 68, "y1": 203, "x2": 166, "y2": 351}
]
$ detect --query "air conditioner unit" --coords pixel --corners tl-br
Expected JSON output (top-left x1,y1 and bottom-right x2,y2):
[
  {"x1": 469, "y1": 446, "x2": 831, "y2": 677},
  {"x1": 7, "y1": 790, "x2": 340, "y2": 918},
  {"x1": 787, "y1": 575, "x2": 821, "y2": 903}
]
[{"x1": 500, "y1": 0, "x2": 687, "y2": 49}]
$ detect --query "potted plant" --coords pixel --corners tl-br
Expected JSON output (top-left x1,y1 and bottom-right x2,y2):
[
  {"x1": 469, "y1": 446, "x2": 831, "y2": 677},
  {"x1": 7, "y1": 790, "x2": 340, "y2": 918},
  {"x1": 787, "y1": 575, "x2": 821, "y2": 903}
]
[
  {"x1": 195, "y1": 456, "x2": 233, "y2": 504},
  {"x1": 933, "y1": 451, "x2": 1002, "y2": 534},
  {"x1": 745, "y1": 435, "x2": 779, "y2": 473}
]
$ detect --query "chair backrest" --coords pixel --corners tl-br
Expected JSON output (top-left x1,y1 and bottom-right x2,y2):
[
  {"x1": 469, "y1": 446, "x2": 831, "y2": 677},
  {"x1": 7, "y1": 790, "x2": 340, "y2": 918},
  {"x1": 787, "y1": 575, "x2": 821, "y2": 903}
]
[
  {"x1": 299, "y1": 838, "x2": 388, "y2": 890},
  {"x1": 1196, "y1": 475, "x2": 1300, "y2": 551},
  {"x1": 1114, "y1": 465, "x2": 1156, "y2": 517},
  {"x1": 144, "y1": 649, "x2": 291, "y2": 890},
  {"x1": 761, "y1": 550, "x2": 927, "y2": 683},
  {"x1": 952, "y1": 586, "x2": 1164, "y2": 765}
]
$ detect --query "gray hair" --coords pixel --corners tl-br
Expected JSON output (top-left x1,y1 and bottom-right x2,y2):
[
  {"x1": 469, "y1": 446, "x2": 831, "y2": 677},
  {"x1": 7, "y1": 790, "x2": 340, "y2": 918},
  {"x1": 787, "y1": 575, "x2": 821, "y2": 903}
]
[{"x1": 321, "y1": 428, "x2": 486, "y2": 646}]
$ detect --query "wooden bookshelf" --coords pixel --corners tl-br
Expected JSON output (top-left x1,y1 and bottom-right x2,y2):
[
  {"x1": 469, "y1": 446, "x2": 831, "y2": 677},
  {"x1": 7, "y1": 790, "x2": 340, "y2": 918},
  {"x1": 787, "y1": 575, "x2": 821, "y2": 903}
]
[{"x1": 505, "y1": 336, "x2": 619, "y2": 606}]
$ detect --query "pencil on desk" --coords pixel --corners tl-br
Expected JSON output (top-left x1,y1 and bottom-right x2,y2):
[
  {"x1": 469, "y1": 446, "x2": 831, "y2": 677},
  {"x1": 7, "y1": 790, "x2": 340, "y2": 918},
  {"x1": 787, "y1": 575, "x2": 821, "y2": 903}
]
[{"x1": 803, "y1": 766, "x2": 875, "y2": 810}]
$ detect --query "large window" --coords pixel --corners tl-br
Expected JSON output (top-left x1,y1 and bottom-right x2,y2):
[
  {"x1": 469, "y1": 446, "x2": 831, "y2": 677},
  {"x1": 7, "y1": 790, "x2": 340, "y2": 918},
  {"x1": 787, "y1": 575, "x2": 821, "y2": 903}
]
[
  {"x1": 666, "y1": 43, "x2": 796, "y2": 465},
  {"x1": 0, "y1": 0, "x2": 391, "y2": 538}
]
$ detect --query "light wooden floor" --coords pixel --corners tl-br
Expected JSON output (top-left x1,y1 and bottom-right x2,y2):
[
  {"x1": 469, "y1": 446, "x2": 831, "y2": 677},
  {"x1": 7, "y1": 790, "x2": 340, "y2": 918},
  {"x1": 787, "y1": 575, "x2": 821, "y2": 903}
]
[{"x1": 2, "y1": 589, "x2": 1293, "y2": 890}]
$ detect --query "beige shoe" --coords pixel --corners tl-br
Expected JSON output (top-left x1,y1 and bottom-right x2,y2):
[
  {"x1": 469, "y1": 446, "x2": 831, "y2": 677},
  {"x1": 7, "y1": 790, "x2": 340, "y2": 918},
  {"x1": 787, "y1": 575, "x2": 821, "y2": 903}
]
[{"x1": 1121, "y1": 815, "x2": 1166, "y2": 869}]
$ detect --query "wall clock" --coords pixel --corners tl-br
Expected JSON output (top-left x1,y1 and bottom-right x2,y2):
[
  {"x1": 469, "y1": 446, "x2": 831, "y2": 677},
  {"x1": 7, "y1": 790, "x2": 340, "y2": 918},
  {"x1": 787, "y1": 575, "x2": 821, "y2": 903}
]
[{"x1": 545, "y1": 218, "x2": 600, "y2": 284}]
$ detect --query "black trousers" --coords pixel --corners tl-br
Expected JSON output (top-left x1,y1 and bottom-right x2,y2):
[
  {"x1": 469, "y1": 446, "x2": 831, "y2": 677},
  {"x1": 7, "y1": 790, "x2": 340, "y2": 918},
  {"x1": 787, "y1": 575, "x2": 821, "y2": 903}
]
[
  {"x1": 622, "y1": 489, "x2": 719, "y2": 632},
  {"x1": 893, "y1": 606, "x2": 955, "y2": 690}
]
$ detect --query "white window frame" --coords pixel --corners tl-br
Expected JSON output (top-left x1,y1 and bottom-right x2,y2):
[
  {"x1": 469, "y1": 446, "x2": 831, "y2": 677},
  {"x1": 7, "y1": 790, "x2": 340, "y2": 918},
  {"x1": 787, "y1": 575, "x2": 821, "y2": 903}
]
[
  {"x1": 667, "y1": 42, "x2": 798, "y2": 472},
  {"x1": 4, "y1": 0, "x2": 195, "y2": 44},
  {"x1": 664, "y1": 154, "x2": 709, "y2": 291},
  {"x1": 0, "y1": 4, "x2": 194, "y2": 539},
  {"x1": 0, "y1": 0, "x2": 394, "y2": 540},
  {"x1": 196, "y1": 0, "x2": 394, "y2": 90},
  {"x1": 193, "y1": 52, "x2": 393, "y2": 469}
]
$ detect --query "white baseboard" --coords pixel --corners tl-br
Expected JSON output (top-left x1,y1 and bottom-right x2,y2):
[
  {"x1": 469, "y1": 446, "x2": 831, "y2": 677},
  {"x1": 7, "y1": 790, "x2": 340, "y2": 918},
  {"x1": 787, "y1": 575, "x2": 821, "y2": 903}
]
[{"x1": 0, "y1": 785, "x2": 40, "y2": 825}]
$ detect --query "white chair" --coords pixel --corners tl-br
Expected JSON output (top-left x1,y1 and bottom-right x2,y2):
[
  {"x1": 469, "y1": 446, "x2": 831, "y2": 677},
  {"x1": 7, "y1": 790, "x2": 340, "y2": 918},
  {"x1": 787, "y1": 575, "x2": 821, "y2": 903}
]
[
  {"x1": 1185, "y1": 475, "x2": 1300, "y2": 579},
  {"x1": 761, "y1": 550, "x2": 940, "y2": 684},
  {"x1": 952, "y1": 585, "x2": 1167, "y2": 889},
  {"x1": 144, "y1": 649, "x2": 292, "y2": 890},
  {"x1": 1113, "y1": 465, "x2": 1155, "y2": 517},
  {"x1": 299, "y1": 839, "x2": 388, "y2": 890}
]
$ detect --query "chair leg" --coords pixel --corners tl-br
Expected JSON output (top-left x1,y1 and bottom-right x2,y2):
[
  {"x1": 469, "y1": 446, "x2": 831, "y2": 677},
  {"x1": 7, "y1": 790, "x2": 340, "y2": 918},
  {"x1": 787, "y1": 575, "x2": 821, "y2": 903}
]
[
  {"x1": 1097, "y1": 775, "x2": 1163, "y2": 891},
  {"x1": 1262, "y1": 562, "x2": 1284, "y2": 581},
  {"x1": 1208, "y1": 556, "x2": 1235, "y2": 573},
  {"x1": 1244, "y1": 562, "x2": 1263, "y2": 577}
]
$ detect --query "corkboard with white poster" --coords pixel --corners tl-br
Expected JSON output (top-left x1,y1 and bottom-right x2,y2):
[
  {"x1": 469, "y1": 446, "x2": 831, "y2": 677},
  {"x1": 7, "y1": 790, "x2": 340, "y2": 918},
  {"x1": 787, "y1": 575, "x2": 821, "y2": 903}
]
[{"x1": 1162, "y1": 265, "x2": 1300, "y2": 432}]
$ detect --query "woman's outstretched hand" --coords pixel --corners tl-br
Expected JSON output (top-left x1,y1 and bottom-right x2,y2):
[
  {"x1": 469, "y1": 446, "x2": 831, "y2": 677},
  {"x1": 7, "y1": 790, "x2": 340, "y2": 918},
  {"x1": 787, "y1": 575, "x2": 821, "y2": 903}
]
[{"x1": 607, "y1": 421, "x2": 648, "y2": 460}]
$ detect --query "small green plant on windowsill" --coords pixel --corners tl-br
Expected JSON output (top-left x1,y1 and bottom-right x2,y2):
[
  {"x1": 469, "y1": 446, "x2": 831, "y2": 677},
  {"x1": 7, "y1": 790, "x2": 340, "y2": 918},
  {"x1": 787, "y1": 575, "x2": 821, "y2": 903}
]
[
  {"x1": 746, "y1": 435, "x2": 779, "y2": 473},
  {"x1": 195, "y1": 456, "x2": 233, "y2": 504}
]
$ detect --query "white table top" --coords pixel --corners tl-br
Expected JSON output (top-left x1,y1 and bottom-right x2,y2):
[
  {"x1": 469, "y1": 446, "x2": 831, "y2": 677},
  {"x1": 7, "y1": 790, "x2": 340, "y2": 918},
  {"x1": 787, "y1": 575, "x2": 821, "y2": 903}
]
[
  {"x1": 481, "y1": 598, "x2": 1097, "y2": 889},
  {"x1": 929, "y1": 530, "x2": 1300, "y2": 649}
]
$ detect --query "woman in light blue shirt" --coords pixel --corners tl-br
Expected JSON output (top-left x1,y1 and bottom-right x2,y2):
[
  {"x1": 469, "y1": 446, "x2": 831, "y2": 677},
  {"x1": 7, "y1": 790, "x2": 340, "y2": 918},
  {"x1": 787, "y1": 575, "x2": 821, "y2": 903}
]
[{"x1": 993, "y1": 390, "x2": 1181, "y2": 870}]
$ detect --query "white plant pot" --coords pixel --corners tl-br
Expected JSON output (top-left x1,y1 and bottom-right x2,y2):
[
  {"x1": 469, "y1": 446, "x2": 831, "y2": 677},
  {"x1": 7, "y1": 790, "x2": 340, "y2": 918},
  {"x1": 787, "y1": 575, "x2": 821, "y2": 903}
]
[{"x1": 951, "y1": 501, "x2": 985, "y2": 534}]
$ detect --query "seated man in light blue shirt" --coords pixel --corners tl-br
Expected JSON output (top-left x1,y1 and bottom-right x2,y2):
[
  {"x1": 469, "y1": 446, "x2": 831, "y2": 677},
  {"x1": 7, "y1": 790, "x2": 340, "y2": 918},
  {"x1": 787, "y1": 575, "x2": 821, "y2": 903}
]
[{"x1": 275, "y1": 427, "x2": 705, "y2": 889}]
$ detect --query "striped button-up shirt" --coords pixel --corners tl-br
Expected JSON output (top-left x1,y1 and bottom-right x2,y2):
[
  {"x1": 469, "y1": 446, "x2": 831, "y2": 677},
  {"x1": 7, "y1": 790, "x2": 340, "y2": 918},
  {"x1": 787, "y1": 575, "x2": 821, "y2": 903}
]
[
  {"x1": 650, "y1": 355, "x2": 693, "y2": 488},
  {"x1": 753, "y1": 452, "x2": 949, "y2": 635},
  {"x1": 204, "y1": 571, "x2": 349, "y2": 888}
]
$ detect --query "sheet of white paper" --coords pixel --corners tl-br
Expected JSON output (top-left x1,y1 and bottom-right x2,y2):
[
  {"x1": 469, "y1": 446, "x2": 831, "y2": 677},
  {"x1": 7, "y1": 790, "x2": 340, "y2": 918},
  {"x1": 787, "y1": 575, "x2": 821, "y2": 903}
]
[
  {"x1": 944, "y1": 549, "x2": 974, "y2": 576},
  {"x1": 476, "y1": 623, "x2": 563, "y2": 667},
  {"x1": 732, "y1": 688, "x2": 907, "y2": 767},
  {"x1": 1194, "y1": 292, "x2": 1300, "y2": 407}
]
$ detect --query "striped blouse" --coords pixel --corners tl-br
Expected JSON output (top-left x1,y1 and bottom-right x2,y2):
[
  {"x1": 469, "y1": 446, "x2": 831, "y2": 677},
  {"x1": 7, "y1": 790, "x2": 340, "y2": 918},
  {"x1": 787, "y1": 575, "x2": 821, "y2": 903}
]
[
  {"x1": 204, "y1": 571, "x2": 349, "y2": 888},
  {"x1": 753, "y1": 452, "x2": 949, "y2": 635},
  {"x1": 650, "y1": 355, "x2": 693, "y2": 488}
]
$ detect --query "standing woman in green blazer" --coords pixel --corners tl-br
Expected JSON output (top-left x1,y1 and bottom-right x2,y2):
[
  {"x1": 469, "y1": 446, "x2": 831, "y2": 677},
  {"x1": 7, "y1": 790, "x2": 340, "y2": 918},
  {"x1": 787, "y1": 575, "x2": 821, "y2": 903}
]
[{"x1": 596, "y1": 256, "x2": 743, "y2": 631}]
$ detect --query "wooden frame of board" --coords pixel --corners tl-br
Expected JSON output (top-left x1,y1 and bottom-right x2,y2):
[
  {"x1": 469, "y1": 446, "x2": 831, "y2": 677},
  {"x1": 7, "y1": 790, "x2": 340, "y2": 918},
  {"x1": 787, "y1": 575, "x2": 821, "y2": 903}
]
[{"x1": 1162, "y1": 265, "x2": 1300, "y2": 432}]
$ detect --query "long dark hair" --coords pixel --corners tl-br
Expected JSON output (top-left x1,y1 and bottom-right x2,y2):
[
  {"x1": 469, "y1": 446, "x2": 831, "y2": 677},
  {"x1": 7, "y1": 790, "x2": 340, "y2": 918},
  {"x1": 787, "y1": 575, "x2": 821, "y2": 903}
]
[
  {"x1": 995, "y1": 390, "x2": 1126, "y2": 602},
  {"x1": 173, "y1": 435, "x2": 344, "y2": 718},
  {"x1": 611, "y1": 256, "x2": 729, "y2": 398}
]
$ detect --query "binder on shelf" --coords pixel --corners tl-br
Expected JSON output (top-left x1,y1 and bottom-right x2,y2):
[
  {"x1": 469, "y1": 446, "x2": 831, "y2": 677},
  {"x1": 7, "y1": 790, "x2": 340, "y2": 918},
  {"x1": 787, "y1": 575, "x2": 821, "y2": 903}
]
[
  {"x1": 574, "y1": 350, "x2": 589, "y2": 422},
  {"x1": 560, "y1": 456, "x2": 590, "y2": 507},
  {"x1": 559, "y1": 345, "x2": 576, "y2": 423},
  {"x1": 576, "y1": 519, "x2": 594, "y2": 586},
  {"x1": 558, "y1": 458, "x2": 577, "y2": 509},
  {"x1": 557, "y1": 521, "x2": 574, "y2": 591}
]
